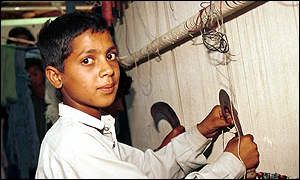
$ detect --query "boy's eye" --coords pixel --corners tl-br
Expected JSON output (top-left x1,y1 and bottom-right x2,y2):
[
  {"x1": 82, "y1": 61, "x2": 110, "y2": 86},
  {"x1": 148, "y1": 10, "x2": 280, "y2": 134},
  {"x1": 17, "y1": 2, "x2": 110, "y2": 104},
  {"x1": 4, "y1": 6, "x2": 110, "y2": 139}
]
[
  {"x1": 106, "y1": 52, "x2": 117, "y2": 61},
  {"x1": 81, "y1": 57, "x2": 94, "y2": 65}
]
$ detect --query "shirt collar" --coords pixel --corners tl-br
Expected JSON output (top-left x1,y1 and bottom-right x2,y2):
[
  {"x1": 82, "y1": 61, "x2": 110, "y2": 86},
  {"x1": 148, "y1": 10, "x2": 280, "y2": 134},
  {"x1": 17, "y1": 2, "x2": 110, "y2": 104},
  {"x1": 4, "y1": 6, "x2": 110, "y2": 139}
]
[{"x1": 58, "y1": 103, "x2": 115, "y2": 131}]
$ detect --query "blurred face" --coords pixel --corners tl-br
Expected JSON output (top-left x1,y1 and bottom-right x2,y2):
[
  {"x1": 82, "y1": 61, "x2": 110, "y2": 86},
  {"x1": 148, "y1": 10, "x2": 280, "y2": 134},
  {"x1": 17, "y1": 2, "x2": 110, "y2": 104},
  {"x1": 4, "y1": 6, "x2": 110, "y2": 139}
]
[
  {"x1": 27, "y1": 65, "x2": 44, "y2": 88},
  {"x1": 57, "y1": 30, "x2": 120, "y2": 118}
]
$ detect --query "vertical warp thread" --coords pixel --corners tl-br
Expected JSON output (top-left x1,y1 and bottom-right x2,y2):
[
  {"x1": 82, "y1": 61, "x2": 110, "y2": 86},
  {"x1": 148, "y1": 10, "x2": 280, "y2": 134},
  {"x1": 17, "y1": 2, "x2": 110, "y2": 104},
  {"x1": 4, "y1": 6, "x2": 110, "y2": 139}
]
[{"x1": 163, "y1": 1, "x2": 185, "y2": 122}]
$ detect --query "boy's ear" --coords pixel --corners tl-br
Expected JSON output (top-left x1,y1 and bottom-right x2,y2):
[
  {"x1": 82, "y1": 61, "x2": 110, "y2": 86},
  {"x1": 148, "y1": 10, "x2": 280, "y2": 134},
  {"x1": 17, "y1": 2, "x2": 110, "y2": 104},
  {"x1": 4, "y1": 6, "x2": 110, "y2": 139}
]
[{"x1": 45, "y1": 66, "x2": 63, "y2": 89}]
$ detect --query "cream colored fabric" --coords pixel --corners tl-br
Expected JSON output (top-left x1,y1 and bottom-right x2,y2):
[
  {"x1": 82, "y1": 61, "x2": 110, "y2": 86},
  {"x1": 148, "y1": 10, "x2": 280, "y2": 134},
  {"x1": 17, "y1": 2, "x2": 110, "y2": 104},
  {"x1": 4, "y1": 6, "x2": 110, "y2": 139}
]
[{"x1": 35, "y1": 103, "x2": 245, "y2": 179}]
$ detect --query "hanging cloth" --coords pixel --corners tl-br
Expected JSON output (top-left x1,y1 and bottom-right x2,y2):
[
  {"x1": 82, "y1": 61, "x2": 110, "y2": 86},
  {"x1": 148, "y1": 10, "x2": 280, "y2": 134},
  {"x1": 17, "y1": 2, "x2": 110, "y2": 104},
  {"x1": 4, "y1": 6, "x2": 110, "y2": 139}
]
[
  {"x1": 1, "y1": 45, "x2": 18, "y2": 106},
  {"x1": 5, "y1": 45, "x2": 40, "y2": 179}
]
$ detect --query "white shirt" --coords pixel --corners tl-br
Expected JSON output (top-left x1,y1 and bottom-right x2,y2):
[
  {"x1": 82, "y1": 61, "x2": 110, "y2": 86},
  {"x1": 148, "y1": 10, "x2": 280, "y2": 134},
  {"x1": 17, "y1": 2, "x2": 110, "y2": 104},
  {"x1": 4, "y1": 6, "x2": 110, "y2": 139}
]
[{"x1": 35, "y1": 103, "x2": 245, "y2": 179}]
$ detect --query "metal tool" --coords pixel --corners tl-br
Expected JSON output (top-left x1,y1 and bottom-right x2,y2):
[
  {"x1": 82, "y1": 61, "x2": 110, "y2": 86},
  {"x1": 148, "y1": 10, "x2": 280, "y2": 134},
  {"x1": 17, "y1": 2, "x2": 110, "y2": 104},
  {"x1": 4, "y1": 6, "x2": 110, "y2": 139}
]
[
  {"x1": 151, "y1": 101, "x2": 185, "y2": 151},
  {"x1": 219, "y1": 89, "x2": 243, "y2": 136},
  {"x1": 219, "y1": 89, "x2": 257, "y2": 179},
  {"x1": 151, "y1": 101, "x2": 181, "y2": 131}
]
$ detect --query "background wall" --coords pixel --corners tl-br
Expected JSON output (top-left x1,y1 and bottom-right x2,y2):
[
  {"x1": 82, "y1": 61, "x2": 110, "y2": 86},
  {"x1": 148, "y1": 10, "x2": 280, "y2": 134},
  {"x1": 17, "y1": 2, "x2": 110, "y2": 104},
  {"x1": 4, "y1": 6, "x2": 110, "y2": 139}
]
[{"x1": 115, "y1": 1, "x2": 299, "y2": 178}]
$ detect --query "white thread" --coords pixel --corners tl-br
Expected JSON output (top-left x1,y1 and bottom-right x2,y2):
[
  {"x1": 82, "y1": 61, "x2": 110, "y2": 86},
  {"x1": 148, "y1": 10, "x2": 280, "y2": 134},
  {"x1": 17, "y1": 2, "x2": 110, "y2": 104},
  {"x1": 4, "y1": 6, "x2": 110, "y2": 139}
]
[
  {"x1": 164, "y1": 1, "x2": 185, "y2": 121},
  {"x1": 219, "y1": 3, "x2": 246, "y2": 176},
  {"x1": 222, "y1": 129, "x2": 225, "y2": 150},
  {"x1": 134, "y1": 2, "x2": 156, "y2": 41},
  {"x1": 124, "y1": 11, "x2": 132, "y2": 57},
  {"x1": 208, "y1": 2, "x2": 246, "y2": 178},
  {"x1": 155, "y1": 48, "x2": 162, "y2": 62},
  {"x1": 224, "y1": 47, "x2": 246, "y2": 178}
]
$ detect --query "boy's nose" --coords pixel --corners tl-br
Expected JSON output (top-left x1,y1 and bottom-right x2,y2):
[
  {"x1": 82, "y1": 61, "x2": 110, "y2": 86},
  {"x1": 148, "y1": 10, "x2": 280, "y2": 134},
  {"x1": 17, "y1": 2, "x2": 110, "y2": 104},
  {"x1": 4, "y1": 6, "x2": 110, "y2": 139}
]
[{"x1": 98, "y1": 60, "x2": 114, "y2": 78}]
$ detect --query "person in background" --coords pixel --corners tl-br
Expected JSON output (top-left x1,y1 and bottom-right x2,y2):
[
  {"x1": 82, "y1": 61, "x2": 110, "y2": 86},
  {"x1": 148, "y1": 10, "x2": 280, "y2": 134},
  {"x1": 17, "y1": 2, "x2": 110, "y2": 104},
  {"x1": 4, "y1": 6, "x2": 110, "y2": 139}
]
[
  {"x1": 3, "y1": 26, "x2": 42, "y2": 179},
  {"x1": 25, "y1": 49, "x2": 52, "y2": 143},
  {"x1": 6, "y1": 26, "x2": 35, "y2": 47},
  {"x1": 6, "y1": 26, "x2": 50, "y2": 143},
  {"x1": 35, "y1": 11, "x2": 259, "y2": 179}
]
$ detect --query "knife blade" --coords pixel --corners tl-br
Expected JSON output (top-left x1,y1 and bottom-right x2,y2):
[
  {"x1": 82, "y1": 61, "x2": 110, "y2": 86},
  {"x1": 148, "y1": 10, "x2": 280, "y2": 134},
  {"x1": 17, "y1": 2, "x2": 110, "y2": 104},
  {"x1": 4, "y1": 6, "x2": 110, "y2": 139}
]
[
  {"x1": 219, "y1": 89, "x2": 257, "y2": 178},
  {"x1": 219, "y1": 89, "x2": 243, "y2": 136}
]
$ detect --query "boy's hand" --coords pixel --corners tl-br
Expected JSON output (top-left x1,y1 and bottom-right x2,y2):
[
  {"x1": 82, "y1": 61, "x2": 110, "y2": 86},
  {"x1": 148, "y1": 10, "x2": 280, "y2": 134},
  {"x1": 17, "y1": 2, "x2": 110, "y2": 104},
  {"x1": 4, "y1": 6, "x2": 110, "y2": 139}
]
[
  {"x1": 225, "y1": 134, "x2": 260, "y2": 170},
  {"x1": 197, "y1": 105, "x2": 233, "y2": 138}
]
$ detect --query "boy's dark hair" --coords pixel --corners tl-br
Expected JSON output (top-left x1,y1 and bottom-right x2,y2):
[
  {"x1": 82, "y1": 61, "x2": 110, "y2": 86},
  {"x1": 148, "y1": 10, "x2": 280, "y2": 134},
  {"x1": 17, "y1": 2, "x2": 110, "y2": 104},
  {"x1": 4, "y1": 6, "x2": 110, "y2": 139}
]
[
  {"x1": 37, "y1": 11, "x2": 109, "y2": 101},
  {"x1": 117, "y1": 66, "x2": 132, "y2": 97},
  {"x1": 7, "y1": 26, "x2": 35, "y2": 44},
  {"x1": 37, "y1": 11, "x2": 108, "y2": 72}
]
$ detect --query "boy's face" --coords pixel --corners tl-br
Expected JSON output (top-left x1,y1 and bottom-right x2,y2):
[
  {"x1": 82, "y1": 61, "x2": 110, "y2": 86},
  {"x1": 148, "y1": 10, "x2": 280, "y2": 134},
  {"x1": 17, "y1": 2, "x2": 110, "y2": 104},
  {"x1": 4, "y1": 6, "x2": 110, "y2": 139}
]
[{"x1": 47, "y1": 29, "x2": 120, "y2": 117}]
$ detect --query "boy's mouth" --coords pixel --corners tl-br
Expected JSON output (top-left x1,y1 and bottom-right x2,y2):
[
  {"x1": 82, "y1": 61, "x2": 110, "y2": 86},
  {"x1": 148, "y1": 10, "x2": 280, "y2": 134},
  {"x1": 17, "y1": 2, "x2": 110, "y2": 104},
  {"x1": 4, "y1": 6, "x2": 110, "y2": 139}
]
[{"x1": 97, "y1": 84, "x2": 115, "y2": 94}]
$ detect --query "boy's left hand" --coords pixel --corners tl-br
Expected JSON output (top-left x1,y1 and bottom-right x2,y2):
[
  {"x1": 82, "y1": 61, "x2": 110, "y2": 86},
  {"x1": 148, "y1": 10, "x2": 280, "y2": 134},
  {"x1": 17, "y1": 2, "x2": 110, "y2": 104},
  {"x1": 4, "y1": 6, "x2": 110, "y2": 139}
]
[{"x1": 197, "y1": 105, "x2": 234, "y2": 138}]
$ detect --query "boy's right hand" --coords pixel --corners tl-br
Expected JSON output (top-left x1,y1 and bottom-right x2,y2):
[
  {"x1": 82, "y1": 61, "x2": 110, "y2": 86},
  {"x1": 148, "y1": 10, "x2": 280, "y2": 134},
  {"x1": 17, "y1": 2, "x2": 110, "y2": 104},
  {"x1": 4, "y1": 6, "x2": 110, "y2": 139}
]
[{"x1": 224, "y1": 134, "x2": 260, "y2": 170}]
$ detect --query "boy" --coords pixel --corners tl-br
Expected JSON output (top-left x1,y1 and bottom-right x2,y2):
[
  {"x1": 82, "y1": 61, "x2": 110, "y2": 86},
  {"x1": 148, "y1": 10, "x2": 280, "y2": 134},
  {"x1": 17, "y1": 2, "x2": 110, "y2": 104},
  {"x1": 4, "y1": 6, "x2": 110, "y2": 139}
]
[{"x1": 35, "y1": 11, "x2": 259, "y2": 179}]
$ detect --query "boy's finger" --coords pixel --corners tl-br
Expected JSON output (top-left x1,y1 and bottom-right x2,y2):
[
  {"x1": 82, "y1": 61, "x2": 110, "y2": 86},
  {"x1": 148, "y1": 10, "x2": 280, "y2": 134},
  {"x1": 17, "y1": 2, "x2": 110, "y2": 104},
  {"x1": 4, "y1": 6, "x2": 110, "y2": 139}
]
[{"x1": 224, "y1": 110, "x2": 233, "y2": 124}]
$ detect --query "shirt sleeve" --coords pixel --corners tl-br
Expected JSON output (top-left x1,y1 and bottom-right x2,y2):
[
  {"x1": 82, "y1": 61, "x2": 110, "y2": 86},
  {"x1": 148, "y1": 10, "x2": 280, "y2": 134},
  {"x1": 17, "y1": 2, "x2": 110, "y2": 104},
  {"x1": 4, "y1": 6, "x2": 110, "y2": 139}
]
[
  {"x1": 118, "y1": 125, "x2": 213, "y2": 179},
  {"x1": 185, "y1": 152, "x2": 246, "y2": 179}
]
